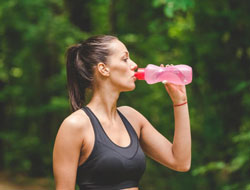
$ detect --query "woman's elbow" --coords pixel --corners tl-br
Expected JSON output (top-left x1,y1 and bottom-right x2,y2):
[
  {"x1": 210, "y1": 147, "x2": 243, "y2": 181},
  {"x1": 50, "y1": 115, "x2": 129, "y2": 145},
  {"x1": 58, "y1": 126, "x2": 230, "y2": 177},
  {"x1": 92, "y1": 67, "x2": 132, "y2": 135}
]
[
  {"x1": 178, "y1": 164, "x2": 191, "y2": 172},
  {"x1": 174, "y1": 161, "x2": 191, "y2": 172}
]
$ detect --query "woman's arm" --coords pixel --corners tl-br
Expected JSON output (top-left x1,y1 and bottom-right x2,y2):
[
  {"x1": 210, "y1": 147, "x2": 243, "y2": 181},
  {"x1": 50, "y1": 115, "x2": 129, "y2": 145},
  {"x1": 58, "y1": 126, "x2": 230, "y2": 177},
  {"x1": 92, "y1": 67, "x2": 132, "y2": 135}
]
[
  {"x1": 53, "y1": 114, "x2": 85, "y2": 190},
  {"x1": 133, "y1": 103, "x2": 191, "y2": 172},
  {"x1": 162, "y1": 69, "x2": 191, "y2": 171},
  {"x1": 171, "y1": 102, "x2": 191, "y2": 171},
  {"x1": 126, "y1": 67, "x2": 191, "y2": 171}
]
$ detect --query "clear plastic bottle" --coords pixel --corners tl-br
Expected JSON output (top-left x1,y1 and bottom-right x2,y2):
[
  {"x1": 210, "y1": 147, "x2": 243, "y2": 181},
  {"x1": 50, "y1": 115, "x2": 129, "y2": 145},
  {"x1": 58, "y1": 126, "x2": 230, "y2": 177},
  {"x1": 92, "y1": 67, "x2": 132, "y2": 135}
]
[{"x1": 134, "y1": 64, "x2": 192, "y2": 85}]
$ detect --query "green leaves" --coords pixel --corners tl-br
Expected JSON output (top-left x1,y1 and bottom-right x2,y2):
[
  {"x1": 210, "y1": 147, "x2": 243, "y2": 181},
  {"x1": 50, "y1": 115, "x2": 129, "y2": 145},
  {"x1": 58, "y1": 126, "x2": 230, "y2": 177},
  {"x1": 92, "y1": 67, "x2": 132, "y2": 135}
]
[
  {"x1": 0, "y1": 0, "x2": 249, "y2": 189},
  {"x1": 192, "y1": 161, "x2": 226, "y2": 176},
  {"x1": 153, "y1": 0, "x2": 195, "y2": 17}
]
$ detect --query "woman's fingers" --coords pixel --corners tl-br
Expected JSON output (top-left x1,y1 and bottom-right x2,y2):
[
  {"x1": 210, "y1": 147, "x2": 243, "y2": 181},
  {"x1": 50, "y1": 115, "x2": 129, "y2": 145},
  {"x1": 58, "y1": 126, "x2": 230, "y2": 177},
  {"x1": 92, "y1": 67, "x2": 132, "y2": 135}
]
[
  {"x1": 165, "y1": 64, "x2": 173, "y2": 67},
  {"x1": 162, "y1": 80, "x2": 168, "y2": 84},
  {"x1": 161, "y1": 64, "x2": 173, "y2": 67}
]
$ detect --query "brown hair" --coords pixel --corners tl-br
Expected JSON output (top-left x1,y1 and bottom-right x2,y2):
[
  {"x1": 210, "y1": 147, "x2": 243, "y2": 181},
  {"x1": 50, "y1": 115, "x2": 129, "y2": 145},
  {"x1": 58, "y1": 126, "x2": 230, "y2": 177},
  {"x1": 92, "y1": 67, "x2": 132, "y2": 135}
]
[{"x1": 66, "y1": 35, "x2": 118, "y2": 111}]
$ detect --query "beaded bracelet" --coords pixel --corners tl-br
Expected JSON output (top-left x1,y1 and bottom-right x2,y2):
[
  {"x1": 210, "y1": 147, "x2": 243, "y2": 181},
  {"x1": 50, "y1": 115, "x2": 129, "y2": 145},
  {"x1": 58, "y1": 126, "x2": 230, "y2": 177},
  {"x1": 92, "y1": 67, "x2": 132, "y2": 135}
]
[{"x1": 173, "y1": 101, "x2": 187, "y2": 107}]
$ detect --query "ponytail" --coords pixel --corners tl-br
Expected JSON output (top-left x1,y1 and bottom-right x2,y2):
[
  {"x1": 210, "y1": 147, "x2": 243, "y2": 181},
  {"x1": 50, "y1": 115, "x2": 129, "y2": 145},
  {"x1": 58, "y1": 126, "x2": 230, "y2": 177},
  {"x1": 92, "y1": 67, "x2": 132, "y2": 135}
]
[{"x1": 66, "y1": 45, "x2": 91, "y2": 111}]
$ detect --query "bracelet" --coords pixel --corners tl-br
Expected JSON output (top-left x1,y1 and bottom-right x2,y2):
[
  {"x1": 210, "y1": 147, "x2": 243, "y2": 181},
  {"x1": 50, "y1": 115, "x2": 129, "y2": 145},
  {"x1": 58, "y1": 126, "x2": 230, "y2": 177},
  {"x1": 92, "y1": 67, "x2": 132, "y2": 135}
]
[{"x1": 173, "y1": 101, "x2": 187, "y2": 107}]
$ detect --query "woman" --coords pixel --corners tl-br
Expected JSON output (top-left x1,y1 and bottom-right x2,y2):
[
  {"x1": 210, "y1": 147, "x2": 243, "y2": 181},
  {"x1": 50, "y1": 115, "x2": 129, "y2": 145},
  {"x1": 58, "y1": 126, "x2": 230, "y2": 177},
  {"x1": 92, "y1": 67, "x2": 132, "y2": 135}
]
[{"x1": 53, "y1": 35, "x2": 191, "y2": 190}]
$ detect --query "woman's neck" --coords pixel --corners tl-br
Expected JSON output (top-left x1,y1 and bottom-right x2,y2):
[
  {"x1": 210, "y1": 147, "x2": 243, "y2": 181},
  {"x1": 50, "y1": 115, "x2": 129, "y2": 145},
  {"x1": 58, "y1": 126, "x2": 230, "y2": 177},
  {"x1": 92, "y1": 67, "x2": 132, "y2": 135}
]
[{"x1": 87, "y1": 86, "x2": 120, "y2": 121}]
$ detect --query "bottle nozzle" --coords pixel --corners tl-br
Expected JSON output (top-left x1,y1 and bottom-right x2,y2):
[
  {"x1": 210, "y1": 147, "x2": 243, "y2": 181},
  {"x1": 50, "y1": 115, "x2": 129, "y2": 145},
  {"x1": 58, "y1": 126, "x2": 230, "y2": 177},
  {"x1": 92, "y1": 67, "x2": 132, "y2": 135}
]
[{"x1": 134, "y1": 68, "x2": 145, "y2": 80}]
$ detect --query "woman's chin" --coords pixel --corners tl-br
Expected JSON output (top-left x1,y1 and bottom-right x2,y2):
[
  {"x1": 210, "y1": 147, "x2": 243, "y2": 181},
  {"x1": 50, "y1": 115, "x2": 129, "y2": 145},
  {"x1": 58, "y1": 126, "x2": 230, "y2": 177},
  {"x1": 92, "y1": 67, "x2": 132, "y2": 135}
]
[
  {"x1": 129, "y1": 85, "x2": 136, "y2": 91},
  {"x1": 129, "y1": 83, "x2": 136, "y2": 91},
  {"x1": 121, "y1": 84, "x2": 136, "y2": 92}
]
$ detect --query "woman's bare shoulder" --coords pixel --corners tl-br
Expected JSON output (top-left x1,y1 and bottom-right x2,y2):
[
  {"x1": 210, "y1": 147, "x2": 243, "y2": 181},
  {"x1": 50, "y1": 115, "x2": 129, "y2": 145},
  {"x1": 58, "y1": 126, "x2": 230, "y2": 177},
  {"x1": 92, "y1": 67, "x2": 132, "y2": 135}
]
[
  {"x1": 58, "y1": 109, "x2": 91, "y2": 136},
  {"x1": 117, "y1": 106, "x2": 145, "y2": 124},
  {"x1": 118, "y1": 106, "x2": 143, "y2": 117}
]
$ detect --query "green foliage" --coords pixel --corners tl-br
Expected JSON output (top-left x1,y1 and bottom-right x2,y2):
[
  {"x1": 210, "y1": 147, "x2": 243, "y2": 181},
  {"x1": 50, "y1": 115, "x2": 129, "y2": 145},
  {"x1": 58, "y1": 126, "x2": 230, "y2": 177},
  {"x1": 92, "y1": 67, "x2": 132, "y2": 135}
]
[
  {"x1": 153, "y1": 0, "x2": 194, "y2": 17},
  {"x1": 0, "y1": 0, "x2": 250, "y2": 189},
  {"x1": 0, "y1": 0, "x2": 85, "y2": 175}
]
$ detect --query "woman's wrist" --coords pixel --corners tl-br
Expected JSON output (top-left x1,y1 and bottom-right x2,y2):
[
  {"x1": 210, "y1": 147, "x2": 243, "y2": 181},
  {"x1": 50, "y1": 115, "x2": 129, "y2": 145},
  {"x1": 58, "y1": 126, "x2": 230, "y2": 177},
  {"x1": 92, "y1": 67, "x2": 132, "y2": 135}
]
[
  {"x1": 172, "y1": 97, "x2": 188, "y2": 107},
  {"x1": 173, "y1": 101, "x2": 187, "y2": 107},
  {"x1": 172, "y1": 97, "x2": 187, "y2": 105}
]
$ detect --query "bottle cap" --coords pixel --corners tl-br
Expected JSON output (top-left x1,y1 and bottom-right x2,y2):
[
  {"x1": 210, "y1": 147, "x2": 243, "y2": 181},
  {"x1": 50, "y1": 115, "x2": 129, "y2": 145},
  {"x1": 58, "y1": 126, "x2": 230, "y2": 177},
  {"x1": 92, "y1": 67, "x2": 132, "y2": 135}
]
[{"x1": 134, "y1": 68, "x2": 145, "y2": 80}]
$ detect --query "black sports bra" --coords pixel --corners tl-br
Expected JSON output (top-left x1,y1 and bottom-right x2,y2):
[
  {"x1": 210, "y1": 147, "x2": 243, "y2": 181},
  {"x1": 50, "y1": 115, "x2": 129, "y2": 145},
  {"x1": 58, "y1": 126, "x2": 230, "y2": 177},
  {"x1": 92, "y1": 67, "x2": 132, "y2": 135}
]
[{"x1": 76, "y1": 107, "x2": 146, "y2": 190}]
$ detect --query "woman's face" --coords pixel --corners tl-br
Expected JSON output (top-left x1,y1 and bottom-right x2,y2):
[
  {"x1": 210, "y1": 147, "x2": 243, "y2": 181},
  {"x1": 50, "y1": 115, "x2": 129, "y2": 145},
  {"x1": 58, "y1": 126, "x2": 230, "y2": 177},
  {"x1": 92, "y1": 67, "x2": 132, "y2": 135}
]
[{"x1": 106, "y1": 39, "x2": 138, "y2": 92}]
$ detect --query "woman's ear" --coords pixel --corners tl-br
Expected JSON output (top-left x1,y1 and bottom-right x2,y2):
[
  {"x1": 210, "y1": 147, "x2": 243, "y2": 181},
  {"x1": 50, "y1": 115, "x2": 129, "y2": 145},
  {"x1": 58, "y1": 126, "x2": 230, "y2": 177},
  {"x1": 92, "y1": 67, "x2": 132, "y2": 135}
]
[{"x1": 97, "y1": 62, "x2": 110, "y2": 77}]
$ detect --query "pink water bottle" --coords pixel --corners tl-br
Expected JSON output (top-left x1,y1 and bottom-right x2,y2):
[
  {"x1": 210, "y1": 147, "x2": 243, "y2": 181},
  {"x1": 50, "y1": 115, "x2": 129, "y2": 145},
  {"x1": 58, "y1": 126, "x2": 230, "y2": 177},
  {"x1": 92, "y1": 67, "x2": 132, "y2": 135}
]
[{"x1": 134, "y1": 64, "x2": 192, "y2": 85}]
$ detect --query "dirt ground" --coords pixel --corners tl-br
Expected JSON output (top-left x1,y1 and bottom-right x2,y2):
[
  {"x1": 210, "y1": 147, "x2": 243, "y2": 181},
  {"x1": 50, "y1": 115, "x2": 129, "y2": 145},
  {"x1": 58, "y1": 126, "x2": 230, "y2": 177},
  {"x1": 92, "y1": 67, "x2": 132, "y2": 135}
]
[
  {"x1": 0, "y1": 171, "x2": 53, "y2": 190},
  {"x1": 0, "y1": 183, "x2": 47, "y2": 190}
]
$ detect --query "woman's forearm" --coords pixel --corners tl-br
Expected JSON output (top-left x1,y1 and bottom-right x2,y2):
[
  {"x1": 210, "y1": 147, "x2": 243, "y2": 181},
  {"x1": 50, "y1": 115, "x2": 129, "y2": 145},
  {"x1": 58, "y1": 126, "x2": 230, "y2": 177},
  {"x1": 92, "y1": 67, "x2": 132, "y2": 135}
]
[{"x1": 172, "y1": 103, "x2": 191, "y2": 171}]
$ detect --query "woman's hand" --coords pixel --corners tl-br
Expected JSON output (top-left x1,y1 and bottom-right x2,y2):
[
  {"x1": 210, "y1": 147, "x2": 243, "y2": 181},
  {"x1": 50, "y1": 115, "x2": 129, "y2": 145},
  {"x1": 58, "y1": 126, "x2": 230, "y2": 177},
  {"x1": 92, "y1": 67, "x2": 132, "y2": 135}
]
[{"x1": 160, "y1": 64, "x2": 187, "y2": 105}]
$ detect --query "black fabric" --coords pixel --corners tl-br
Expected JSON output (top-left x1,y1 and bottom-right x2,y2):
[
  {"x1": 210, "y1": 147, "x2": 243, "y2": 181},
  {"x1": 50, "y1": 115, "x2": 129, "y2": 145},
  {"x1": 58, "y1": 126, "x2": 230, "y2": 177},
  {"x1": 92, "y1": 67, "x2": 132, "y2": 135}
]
[{"x1": 76, "y1": 106, "x2": 146, "y2": 190}]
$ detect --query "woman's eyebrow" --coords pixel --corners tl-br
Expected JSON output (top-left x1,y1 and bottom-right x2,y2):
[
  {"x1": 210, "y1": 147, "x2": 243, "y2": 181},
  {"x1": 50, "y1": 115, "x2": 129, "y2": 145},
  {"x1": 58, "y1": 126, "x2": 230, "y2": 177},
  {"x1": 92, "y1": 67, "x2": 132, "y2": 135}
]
[{"x1": 122, "y1": 51, "x2": 129, "y2": 57}]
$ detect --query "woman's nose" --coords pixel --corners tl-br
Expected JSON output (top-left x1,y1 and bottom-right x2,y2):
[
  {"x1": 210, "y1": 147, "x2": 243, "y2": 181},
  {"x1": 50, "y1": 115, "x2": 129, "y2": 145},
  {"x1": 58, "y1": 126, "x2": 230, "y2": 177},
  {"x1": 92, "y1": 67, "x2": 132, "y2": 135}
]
[{"x1": 130, "y1": 61, "x2": 138, "y2": 71}]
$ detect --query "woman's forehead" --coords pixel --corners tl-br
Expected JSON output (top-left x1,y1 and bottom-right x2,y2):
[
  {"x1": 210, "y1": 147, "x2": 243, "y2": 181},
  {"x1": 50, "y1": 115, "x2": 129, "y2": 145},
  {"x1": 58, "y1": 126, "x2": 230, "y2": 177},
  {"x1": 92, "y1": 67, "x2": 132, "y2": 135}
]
[{"x1": 109, "y1": 40, "x2": 128, "y2": 56}]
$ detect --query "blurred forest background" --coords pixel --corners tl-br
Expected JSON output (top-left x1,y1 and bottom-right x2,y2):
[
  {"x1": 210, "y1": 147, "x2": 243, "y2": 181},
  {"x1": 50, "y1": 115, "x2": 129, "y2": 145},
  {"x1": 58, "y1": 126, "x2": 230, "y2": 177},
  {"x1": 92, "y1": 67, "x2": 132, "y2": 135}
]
[{"x1": 0, "y1": 0, "x2": 250, "y2": 189}]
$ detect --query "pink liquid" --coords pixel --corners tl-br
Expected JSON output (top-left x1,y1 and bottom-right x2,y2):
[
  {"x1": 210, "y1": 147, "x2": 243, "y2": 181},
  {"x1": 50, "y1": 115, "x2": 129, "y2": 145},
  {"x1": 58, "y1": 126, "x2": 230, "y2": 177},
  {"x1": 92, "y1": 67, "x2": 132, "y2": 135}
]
[{"x1": 134, "y1": 64, "x2": 192, "y2": 85}]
